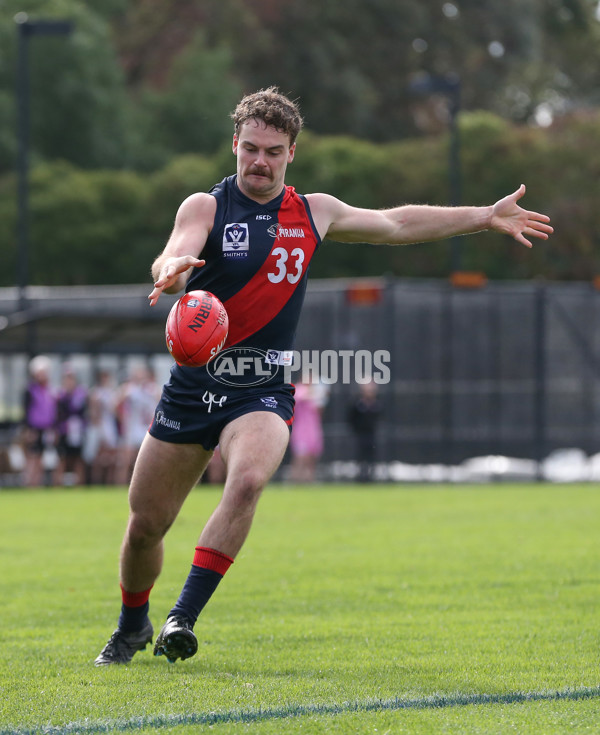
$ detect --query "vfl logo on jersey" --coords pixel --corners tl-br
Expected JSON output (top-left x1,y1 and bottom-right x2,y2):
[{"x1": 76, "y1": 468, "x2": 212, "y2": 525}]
[
  {"x1": 223, "y1": 223, "x2": 249, "y2": 257},
  {"x1": 266, "y1": 349, "x2": 294, "y2": 366},
  {"x1": 267, "y1": 223, "x2": 306, "y2": 239}
]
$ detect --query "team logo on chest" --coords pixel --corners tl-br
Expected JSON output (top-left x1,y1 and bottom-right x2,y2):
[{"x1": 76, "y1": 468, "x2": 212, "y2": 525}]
[{"x1": 223, "y1": 223, "x2": 249, "y2": 258}]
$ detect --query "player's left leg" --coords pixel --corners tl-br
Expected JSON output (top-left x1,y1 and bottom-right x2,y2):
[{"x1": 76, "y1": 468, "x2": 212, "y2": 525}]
[{"x1": 153, "y1": 410, "x2": 290, "y2": 663}]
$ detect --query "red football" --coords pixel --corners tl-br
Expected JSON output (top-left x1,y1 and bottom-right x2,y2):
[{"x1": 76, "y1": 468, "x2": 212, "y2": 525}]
[{"x1": 165, "y1": 290, "x2": 229, "y2": 367}]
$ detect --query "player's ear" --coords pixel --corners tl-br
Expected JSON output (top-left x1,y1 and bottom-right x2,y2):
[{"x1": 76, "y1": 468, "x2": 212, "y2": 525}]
[
  {"x1": 232, "y1": 134, "x2": 239, "y2": 155},
  {"x1": 288, "y1": 142, "x2": 296, "y2": 163}
]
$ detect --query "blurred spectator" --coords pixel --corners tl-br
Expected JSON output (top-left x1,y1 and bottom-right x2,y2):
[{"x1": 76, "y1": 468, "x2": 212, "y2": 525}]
[
  {"x1": 22, "y1": 355, "x2": 58, "y2": 487},
  {"x1": 0, "y1": 432, "x2": 26, "y2": 487},
  {"x1": 289, "y1": 380, "x2": 329, "y2": 482},
  {"x1": 348, "y1": 381, "x2": 382, "y2": 483},
  {"x1": 56, "y1": 364, "x2": 88, "y2": 486},
  {"x1": 116, "y1": 365, "x2": 160, "y2": 484},
  {"x1": 83, "y1": 369, "x2": 120, "y2": 485}
]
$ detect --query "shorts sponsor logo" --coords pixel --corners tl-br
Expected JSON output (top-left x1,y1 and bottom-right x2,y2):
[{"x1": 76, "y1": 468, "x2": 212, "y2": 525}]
[
  {"x1": 202, "y1": 391, "x2": 228, "y2": 414},
  {"x1": 207, "y1": 347, "x2": 280, "y2": 387},
  {"x1": 223, "y1": 223, "x2": 249, "y2": 257},
  {"x1": 260, "y1": 396, "x2": 278, "y2": 409},
  {"x1": 155, "y1": 410, "x2": 181, "y2": 431}
]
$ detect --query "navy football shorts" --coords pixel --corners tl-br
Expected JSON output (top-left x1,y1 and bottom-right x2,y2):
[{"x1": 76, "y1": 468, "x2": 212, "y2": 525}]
[{"x1": 148, "y1": 384, "x2": 295, "y2": 451}]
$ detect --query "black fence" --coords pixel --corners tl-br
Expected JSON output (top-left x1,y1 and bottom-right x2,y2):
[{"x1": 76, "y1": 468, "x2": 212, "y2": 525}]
[
  {"x1": 297, "y1": 279, "x2": 600, "y2": 468},
  {"x1": 1, "y1": 279, "x2": 600, "y2": 470}
]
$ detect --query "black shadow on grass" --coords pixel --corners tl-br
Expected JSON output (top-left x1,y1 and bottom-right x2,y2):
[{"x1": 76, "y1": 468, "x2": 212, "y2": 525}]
[{"x1": 3, "y1": 685, "x2": 600, "y2": 735}]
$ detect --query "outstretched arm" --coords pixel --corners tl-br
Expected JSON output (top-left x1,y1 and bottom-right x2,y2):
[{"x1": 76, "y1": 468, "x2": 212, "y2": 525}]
[
  {"x1": 306, "y1": 184, "x2": 552, "y2": 247},
  {"x1": 148, "y1": 193, "x2": 217, "y2": 306}
]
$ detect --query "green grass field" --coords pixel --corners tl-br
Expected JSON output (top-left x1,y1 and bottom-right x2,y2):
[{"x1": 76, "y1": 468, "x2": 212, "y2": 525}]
[{"x1": 0, "y1": 483, "x2": 599, "y2": 734}]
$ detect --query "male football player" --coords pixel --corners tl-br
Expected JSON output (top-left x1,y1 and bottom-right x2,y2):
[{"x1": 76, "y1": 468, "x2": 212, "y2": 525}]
[{"x1": 95, "y1": 87, "x2": 552, "y2": 665}]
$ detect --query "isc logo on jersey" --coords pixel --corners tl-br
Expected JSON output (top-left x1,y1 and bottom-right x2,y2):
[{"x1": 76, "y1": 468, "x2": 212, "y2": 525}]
[{"x1": 223, "y1": 223, "x2": 249, "y2": 258}]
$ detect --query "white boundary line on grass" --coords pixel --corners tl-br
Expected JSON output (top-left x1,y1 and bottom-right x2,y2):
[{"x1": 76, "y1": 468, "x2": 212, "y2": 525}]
[{"x1": 3, "y1": 685, "x2": 600, "y2": 735}]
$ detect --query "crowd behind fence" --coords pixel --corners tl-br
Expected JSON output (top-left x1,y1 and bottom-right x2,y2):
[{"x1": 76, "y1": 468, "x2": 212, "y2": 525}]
[{"x1": 1, "y1": 278, "x2": 600, "y2": 485}]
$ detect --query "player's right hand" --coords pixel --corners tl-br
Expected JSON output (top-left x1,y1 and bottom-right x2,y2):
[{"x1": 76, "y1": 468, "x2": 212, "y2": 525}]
[{"x1": 148, "y1": 256, "x2": 205, "y2": 306}]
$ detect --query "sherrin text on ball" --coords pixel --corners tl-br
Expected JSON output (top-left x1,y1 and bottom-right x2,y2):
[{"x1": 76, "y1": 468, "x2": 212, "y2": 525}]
[{"x1": 165, "y1": 290, "x2": 229, "y2": 367}]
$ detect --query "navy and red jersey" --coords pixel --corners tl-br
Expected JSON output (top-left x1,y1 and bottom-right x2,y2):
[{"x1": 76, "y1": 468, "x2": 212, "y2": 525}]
[{"x1": 164, "y1": 175, "x2": 322, "y2": 398}]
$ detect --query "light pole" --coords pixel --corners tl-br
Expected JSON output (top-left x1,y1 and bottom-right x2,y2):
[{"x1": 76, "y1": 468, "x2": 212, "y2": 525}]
[
  {"x1": 408, "y1": 72, "x2": 462, "y2": 272},
  {"x1": 408, "y1": 72, "x2": 463, "y2": 464},
  {"x1": 15, "y1": 13, "x2": 73, "y2": 316}
]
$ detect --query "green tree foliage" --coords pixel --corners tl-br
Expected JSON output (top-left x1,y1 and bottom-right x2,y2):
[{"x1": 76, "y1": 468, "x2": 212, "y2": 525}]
[
  {"x1": 1, "y1": 110, "x2": 599, "y2": 286},
  {"x1": 0, "y1": 154, "x2": 222, "y2": 287},
  {"x1": 212, "y1": 0, "x2": 600, "y2": 139},
  {"x1": 1, "y1": 0, "x2": 599, "y2": 285},
  {"x1": 0, "y1": 0, "x2": 134, "y2": 171},
  {"x1": 3, "y1": 0, "x2": 600, "y2": 169},
  {"x1": 131, "y1": 32, "x2": 242, "y2": 168},
  {"x1": 144, "y1": 154, "x2": 222, "y2": 242},
  {"x1": 28, "y1": 161, "x2": 152, "y2": 284}
]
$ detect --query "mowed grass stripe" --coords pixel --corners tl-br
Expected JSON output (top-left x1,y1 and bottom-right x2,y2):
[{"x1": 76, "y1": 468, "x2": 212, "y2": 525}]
[
  {"x1": 2, "y1": 685, "x2": 600, "y2": 735},
  {"x1": 1, "y1": 485, "x2": 598, "y2": 733}
]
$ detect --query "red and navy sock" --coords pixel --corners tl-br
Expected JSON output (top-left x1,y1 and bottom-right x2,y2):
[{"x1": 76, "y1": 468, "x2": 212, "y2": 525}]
[
  {"x1": 169, "y1": 546, "x2": 234, "y2": 626},
  {"x1": 118, "y1": 584, "x2": 153, "y2": 633}
]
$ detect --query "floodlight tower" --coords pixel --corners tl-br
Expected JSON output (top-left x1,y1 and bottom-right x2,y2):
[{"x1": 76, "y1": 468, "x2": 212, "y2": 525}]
[
  {"x1": 408, "y1": 72, "x2": 462, "y2": 272},
  {"x1": 15, "y1": 13, "x2": 73, "y2": 316}
]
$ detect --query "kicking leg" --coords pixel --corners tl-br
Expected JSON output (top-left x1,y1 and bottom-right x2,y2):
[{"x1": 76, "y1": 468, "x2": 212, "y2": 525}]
[
  {"x1": 198, "y1": 410, "x2": 290, "y2": 555},
  {"x1": 154, "y1": 411, "x2": 290, "y2": 663}
]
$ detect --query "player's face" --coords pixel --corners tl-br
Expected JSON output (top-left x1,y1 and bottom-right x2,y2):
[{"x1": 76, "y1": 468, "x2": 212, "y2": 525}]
[{"x1": 233, "y1": 119, "x2": 295, "y2": 203}]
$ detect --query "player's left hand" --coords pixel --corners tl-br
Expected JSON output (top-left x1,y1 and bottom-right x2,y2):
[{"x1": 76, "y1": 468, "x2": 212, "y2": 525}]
[{"x1": 490, "y1": 184, "x2": 553, "y2": 248}]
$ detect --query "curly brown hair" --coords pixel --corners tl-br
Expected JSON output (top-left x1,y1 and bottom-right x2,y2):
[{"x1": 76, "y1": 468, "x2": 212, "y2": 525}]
[{"x1": 231, "y1": 87, "x2": 304, "y2": 145}]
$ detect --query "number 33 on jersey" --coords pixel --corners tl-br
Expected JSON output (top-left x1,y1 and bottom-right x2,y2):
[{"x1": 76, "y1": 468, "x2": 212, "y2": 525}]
[{"x1": 268, "y1": 245, "x2": 305, "y2": 284}]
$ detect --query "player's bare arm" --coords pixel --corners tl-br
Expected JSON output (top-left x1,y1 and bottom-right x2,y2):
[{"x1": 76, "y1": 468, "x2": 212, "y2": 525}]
[
  {"x1": 306, "y1": 184, "x2": 552, "y2": 248},
  {"x1": 148, "y1": 193, "x2": 217, "y2": 306}
]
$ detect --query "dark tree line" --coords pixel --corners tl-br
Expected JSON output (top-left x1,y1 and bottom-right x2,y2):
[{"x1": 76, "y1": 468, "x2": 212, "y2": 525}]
[
  {"x1": 0, "y1": 109, "x2": 599, "y2": 286},
  {"x1": 0, "y1": 0, "x2": 599, "y2": 284},
  {"x1": 1, "y1": 0, "x2": 599, "y2": 171}
]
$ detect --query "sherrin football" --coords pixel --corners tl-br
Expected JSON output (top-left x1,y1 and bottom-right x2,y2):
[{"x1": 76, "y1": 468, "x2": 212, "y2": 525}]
[{"x1": 165, "y1": 290, "x2": 229, "y2": 367}]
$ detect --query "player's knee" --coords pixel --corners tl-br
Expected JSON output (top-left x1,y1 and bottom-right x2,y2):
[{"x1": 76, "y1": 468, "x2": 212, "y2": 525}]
[
  {"x1": 126, "y1": 512, "x2": 171, "y2": 549},
  {"x1": 228, "y1": 468, "x2": 266, "y2": 509}
]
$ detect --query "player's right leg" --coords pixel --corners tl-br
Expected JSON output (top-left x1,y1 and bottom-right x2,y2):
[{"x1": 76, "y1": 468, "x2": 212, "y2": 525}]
[
  {"x1": 95, "y1": 434, "x2": 212, "y2": 666},
  {"x1": 153, "y1": 410, "x2": 291, "y2": 663}
]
